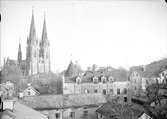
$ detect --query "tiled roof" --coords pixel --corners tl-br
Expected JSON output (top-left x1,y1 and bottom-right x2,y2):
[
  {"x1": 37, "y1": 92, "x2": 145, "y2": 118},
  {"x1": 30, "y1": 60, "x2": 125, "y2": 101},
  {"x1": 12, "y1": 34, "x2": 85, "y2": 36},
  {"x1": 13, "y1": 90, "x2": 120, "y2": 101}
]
[
  {"x1": 0, "y1": 110, "x2": 16, "y2": 119},
  {"x1": 63, "y1": 93, "x2": 106, "y2": 108},
  {"x1": 35, "y1": 86, "x2": 50, "y2": 94},
  {"x1": 1, "y1": 102, "x2": 47, "y2": 119},
  {"x1": 20, "y1": 95, "x2": 63, "y2": 109},
  {"x1": 65, "y1": 68, "x2": 129, "y2": 83},
  {"x1": 96, "y1": 102, "x2": 144, "y2": 119},
  {"x1": 20, "y1": 94, "x2": 107, "y2": 109},
  {"x1": 64, "y1": 61, "x2": 82, "y2": 77},
  {"x1": 13, "y1": 102, "x2": 47, "y2": 119}
]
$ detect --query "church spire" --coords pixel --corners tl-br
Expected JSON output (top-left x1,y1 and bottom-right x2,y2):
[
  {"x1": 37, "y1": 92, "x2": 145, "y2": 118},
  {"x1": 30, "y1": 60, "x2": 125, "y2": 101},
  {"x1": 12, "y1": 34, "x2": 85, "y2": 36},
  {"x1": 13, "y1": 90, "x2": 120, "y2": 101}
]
[
  {"x1": 42, "y1": 13, "x2": 47, "y2": 41},
  {"x1": 29, "y1": 9, "x2": 36, "y2": 40},
  {"x1": 18, "y1": 41, "x2": 22, "y2": 65}
]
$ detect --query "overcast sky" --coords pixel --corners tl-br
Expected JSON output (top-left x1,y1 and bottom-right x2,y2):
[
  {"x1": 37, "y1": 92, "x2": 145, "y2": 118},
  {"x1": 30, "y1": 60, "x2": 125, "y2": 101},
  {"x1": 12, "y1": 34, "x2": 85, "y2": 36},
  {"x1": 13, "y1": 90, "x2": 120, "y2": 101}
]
[{"x1": 1, "y1": 0, "x2": 167, "y2": 72}]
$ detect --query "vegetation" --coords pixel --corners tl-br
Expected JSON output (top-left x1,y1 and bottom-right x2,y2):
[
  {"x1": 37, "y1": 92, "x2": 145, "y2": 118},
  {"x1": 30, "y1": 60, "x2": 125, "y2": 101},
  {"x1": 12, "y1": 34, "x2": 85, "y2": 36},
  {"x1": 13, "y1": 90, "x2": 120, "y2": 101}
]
[
  {"x1": 0, "y1": 64, "x2": 63, "y2": 95},
  {"x1": 145, "y1": 73, "x2": 167, "y2": 119}
]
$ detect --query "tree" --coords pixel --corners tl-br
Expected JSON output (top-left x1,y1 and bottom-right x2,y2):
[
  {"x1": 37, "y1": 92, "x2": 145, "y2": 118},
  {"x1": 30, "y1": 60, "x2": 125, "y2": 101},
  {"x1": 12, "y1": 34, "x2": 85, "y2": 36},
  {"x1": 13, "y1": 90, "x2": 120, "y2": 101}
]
[
  {"x1": 145, "y1": 78, "x2": 167, "y2": 119},
  {"x1": 1, "y1": 64, "x2": 22, "y2": 93}
]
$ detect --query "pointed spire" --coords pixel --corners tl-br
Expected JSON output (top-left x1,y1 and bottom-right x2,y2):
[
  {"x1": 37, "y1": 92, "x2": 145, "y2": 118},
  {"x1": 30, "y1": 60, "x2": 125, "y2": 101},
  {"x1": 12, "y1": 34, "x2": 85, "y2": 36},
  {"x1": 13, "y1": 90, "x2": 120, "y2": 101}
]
[
  {"x1": 29, "y1": 9, "x2": 36, "y2": 40},
  {"x1": 18, "y1": 40, "x2": 22, "y2": 64},
  {"x1": 19, "y1": 38, "x2": 21, "y2": 51},
  {"x1": 19, "y1": 42, "x2": 21, "y2": 51},
  {"x1": 42, "y1": 12, "x2": 48, "y2": 41}
]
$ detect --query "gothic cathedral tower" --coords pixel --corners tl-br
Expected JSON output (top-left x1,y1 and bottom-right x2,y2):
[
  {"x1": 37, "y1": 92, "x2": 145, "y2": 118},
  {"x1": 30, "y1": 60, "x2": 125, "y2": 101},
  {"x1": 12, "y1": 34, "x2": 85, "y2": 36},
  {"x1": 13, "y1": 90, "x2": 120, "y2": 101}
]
[
  {"x1": 25, "y1": 10, "x2": 50, "y2": 75},
  {"x1": 26, "y1": 10, "x2": 39, "y2": 75},
  {"x1": 39, "y1": 15, "x2": 51, "y2": 73}
]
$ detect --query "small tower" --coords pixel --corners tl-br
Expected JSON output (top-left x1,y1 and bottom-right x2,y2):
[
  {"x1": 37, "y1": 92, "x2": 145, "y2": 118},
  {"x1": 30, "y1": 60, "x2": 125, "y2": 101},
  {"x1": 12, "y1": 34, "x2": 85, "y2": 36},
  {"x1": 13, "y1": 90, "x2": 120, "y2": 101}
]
[{"x1": 17, "y1": 41, "x2": 22, "y2": 65}]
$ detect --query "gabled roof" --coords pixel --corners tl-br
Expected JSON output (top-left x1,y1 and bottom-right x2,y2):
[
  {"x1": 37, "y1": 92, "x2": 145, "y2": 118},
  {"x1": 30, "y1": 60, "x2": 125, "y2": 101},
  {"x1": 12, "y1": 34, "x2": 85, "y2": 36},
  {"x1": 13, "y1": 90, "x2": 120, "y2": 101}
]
[
  {"x1": 23, "y1": 86, "x2": 40, "y2": 95},
  {"x1": 64, "y1": 61, "x2": 82, "y2": 77}
]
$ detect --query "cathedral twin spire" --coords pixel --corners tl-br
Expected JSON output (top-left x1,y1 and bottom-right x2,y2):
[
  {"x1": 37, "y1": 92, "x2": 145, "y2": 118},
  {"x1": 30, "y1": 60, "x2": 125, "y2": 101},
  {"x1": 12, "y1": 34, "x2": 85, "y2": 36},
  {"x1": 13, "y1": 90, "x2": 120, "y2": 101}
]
[
  {"x1": 24, "y1": 10, "x2": 50, "y2": 75},
  {"x1": 28, "y1": 10, "x2": 48, "y2": 43}
]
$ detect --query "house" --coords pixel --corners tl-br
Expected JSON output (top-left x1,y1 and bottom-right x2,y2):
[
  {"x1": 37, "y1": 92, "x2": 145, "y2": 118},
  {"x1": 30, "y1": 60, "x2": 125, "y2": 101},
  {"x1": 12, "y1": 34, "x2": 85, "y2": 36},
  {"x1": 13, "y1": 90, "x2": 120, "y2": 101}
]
[
  {"x1": 63, "y1": 74, "x2": 131, "y2": 103},
  {"x1": 0, "y1": 99, "x2": 47, "y2": 119},
  {"x1": 19, "y1": 83, "x2": 40, "y2": 98},
  {"x1": 19, "y1": 93, "x2": 107, "y2": 119},
  {"x1": 129, "y1": 69, "x2": 158, "y2": 97},
  {"x1": 96, "y1": 102, "x2": 152, "y2": 119},
  {"x1": 63, "y1": 62, "x2": 131, "y2": 99},
  {"x1": 0, "y1": 81, "x2": 15, "y2": 99},
  {"x1": 159, "y1": 69, "x2": 167, "y2": 84}
]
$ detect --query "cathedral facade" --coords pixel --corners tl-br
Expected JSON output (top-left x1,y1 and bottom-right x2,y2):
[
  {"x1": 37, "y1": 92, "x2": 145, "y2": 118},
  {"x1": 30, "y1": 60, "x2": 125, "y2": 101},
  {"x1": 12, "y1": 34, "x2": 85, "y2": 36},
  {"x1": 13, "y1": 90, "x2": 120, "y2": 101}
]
[{"x1": 17, "y1": 11, "x2": 51, "y2": 75}]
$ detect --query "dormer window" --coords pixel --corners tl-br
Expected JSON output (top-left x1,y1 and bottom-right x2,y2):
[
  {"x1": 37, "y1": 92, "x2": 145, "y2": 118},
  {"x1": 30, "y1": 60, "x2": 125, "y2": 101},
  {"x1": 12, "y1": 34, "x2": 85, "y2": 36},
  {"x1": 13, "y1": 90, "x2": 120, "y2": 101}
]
[
  {"x1": 108, "y1": 76, "x2": 114, "y2": 83},
  {"x1": 101, "y1": 76, "x2": 107, "y2": 83},
  {"x1": 76, "y1": 76, "x2": 81, "y2": 84},
  {"x1": 84, "y1": 89, "x2": 89, "y2": 94},
  {"x1": 93, "y1": 76, "x2": 98, "y2": 83}
]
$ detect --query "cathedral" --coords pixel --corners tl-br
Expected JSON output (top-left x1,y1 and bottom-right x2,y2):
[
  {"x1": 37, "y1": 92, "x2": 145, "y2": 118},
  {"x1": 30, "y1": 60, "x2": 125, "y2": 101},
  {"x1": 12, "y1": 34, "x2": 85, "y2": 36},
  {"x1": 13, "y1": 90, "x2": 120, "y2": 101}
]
[{"x1": 17, "y1": 11, "x2": 51, "y2": 75}]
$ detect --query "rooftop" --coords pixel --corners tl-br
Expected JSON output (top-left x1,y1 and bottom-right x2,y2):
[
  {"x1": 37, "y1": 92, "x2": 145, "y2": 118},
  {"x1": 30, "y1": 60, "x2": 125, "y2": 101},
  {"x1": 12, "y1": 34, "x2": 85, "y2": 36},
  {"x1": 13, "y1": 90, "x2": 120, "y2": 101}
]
[
  {"x1": 96, "y1": 102, "x2": 145, "y2": 119},
  {"x1": 19, "y1": 93, "x2": 107, "y2": 110},
  {"x1": 0, "y1": 101, "x2": 47, "y2": 119},
  {"x1": 65, "y1": 68, "x2": 129, "y2": 83}
]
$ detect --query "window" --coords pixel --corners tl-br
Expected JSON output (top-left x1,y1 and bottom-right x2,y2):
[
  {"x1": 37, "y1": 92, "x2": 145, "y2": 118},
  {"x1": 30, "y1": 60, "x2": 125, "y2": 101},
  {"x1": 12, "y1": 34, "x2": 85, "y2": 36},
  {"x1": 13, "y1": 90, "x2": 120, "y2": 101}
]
[
  {"x1": 76, "y1": 77, "x2": 81, "y2": 84},
  {"x1": 55, "y1": 113, "x2": 60, "y2": 119},
  {"x1": 124, "y1": 97, "x2": 127, "y2": 102},
  {"x1": 117, "y1": 89, "x2": 120, "y2": 95},
  {"x1": 83, "y1": 111, "x2": 88, "y2": 117},
  {"x1": 85, "y1": 89, "x2": 89, "y2": 94},
  {"x1": 124, "y1": 88, "x2": 127, "y2": 94},
  {"x1": 93, "y1": 76, "x2": 98, "y2": 83},
  {"x1": 103, "y1": 89, "x2": 107, "y2": 95},
  {"x1": 94, "y1": 89, "x2": 98, "y2": 93},
  {"x1": 110, "y1": 89, "x2": 113, "y2": 94},
  {"x1": 100, "y1": 113, "x2": 103, "y2": 118},
  {"x1": 28, "y1": 91, "x2": 31, "y2": 95},
  {"x1": 101, "y1": 76, "x2": 107, "y2": 83},
  {"x1": 70, "y1": 112, "x2": 75, "y2": 119},
  {"x1": 135, "y1": 86, "x2": 137, "y2": 90},
  {"x1": 109, "y1": 76, "x2": 114, "y2": 83}
]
